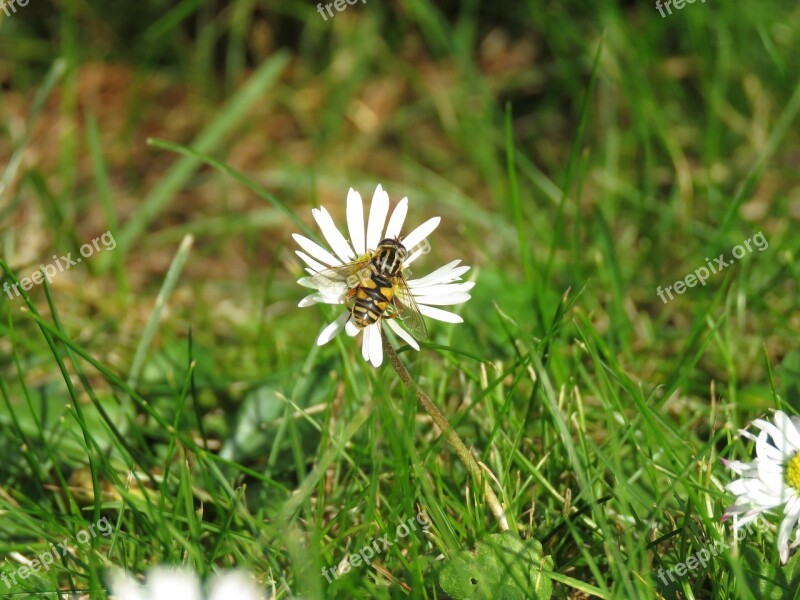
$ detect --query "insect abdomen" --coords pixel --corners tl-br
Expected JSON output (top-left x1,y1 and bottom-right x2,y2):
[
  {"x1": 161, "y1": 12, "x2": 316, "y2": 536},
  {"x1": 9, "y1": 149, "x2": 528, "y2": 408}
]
[{"x1": 352, "y1": 274, "x2": 394, "y2": 328}]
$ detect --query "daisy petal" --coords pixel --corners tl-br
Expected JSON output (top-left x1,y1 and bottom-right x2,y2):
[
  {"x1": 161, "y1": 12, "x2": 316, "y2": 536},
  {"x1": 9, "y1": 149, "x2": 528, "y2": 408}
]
[
  {"x1": 728, "y1": 511, "x2": 766, "y2": 532},
  {"x1": 754, "y1": 428, "x2": 786, "y2": 463},
  {"x1": 295, "y1": 250, "x2": 328, "y2": 274},
  {"x1": 723, "y1": 503, "x2": 753, "y2": 520},
  {"x1": 721, "y1": 458, "x2": 753, "y2": 475},
  {"x1": 778, "y1": 496, "x2": 800, "y2": 564},
  {"x1": 386, "y1": 318, "x2": 420, "y2": 351},
  {"x1": 410, "y1": 281, "x2": 476, "y2": 296},
  {"x1": 361, "y1": 324, "x2": 372, "y2": 362},
  {"x1": 403, "y1": 247, "x2": 425, "y2": 267},
  {"x1": 773, "y1": 411, "x2": 800, "y2": 453},
  {"x1": 345, "y1": 320, "x2": 359, "y2": 336},
  {"x1": 402, "y1": 216, "x2": 440, "y2": 255},
  {"x1": 407, "y1": 260, "x2": 466, "y2": 287},
  {"x1": 754, "y1": 418, "x2": 795, "y2": 455},
  {"x1": 148, "y1": 569, "x2": 203, "y2": 600},
  {"x1": 792, "y1": 528, "x2": 800, "y2": 550},
  {"x1": 209, "y1": 572, "x2": 264, "y2": 600},
  {"x1": 368, "y1": 323, "x2": 383, "y2": 367},
  {"x1": 739, "y1": 429, "x2": 758, "y2": 443},
  {"x1": 385, "y1": 197, "x2": 408, "y2": 239},
  {"x1": 293, "y1": 234, "x2": 342, "y2": 267},
  {"x1": 299, "y1": 288, "x2": 346, "y2": 306},
  {"x1": 347, "y1": 188, "x2": 366, "y2": 255},
  {"x1": 298, "y1": 275, "x2": 347, "y2": 304},
  {"x1": 297, "y1": 276, "x2": 317, "y2": 289},
  {"x1": 107, "y1": 570, "x2": 147, "y2": 600},
  {"x1": 366, "y1": 184, "x2": 390, "y2": 251},
  {"x1": 418, "y1": 304, "x2": 464, "y2": 323},
  {"x1": 317, "y1": 311, "x2": 351, "y2": 346},
  {"x1": 298, "y1": 294, "x2": 319, "y2": 307},
  {"x1": 313, "y1": 207, "x2": 355, "y2": 263},
  {"x1": 414, "y1": 292, "x2": 472, "y2": 306}
]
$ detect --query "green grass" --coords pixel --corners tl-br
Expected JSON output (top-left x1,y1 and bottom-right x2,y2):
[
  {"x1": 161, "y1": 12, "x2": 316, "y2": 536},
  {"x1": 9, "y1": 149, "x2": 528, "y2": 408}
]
[{"x1": 2, "y1": 0, "x2": 800, "y2": 598}]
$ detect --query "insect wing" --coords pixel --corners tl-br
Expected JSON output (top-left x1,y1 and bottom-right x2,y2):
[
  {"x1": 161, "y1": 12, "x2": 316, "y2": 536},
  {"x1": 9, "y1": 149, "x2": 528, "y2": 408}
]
[
  {"x1": 310, "y1": 259, "x2": 373, "y2": 293},
  {"x1": 392, "y1": 276, "x2": 428, "y2": 342}
]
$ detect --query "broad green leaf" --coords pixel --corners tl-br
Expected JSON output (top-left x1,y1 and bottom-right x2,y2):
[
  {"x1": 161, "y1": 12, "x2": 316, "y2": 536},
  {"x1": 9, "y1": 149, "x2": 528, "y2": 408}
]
[
  {"x1": 741, "y1": 545, "x2": 800, "y2": 599},
  {"x1": 439, "y1": 533, "x2": 553, "y2": 600}
]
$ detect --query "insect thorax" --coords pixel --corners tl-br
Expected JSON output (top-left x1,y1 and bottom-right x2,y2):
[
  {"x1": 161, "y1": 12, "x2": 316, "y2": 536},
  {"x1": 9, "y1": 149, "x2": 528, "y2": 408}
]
[{"x1": 372, "y1": 238, "x2": 407, "y2": 277}]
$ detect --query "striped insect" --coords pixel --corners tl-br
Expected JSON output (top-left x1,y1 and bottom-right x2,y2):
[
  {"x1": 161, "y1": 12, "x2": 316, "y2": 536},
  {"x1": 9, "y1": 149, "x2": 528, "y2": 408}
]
[{"x1": 310, "y1": 237, "x2": 428, "y2": 341}]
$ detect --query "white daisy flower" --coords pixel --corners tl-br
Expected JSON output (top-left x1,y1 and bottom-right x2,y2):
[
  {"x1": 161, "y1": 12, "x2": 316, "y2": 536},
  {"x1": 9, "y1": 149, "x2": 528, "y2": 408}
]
[
  {"x1": 293, "y1": 184, "x2": 474, "y2": 367},
  {"x1": 723, "y1": 410, "x2": 800, "y2": 564},
  {"x1": 108, "y1": 568, "x2": 265, "y2": 600}
]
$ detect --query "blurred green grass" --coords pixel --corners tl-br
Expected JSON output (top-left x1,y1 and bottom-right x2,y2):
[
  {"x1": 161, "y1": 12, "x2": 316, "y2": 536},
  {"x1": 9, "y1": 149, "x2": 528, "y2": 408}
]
[{"x1": 2, "y1": 0, "x2": 800, "y2": 598}]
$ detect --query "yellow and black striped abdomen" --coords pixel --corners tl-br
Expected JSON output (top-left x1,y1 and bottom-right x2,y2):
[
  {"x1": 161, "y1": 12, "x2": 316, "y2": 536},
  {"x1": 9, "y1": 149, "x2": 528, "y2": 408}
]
[{"x1": 352, "y1": 273, "x2": 394, "y2": 328}]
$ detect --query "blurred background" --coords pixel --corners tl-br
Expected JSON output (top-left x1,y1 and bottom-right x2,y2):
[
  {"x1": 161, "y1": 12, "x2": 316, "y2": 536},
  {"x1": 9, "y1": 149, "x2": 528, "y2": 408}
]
[
  {"x1": 2, "y1": 0, "x2": 800, "y2": 598},
  {"x1": 2, "y1": 0, "x2": 799, "y2": 373}
]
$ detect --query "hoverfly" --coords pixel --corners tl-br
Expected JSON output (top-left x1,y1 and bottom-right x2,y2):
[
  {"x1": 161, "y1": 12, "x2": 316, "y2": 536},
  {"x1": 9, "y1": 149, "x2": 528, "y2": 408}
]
[{"x1": 310, "y1": 237, "x2": 428, "y2": 341}]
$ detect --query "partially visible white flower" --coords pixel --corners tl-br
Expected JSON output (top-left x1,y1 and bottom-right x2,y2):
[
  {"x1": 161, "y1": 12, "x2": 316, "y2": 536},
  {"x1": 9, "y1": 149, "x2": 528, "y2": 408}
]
[
  {"x1": 108, "y1": 568, "x2": 264, "y2": 600},
  {"x1": 293, "y1": 184, "x2": 474, "y2": 367},
  {"x1": 723, "y1": 410, "x2": 800, "y2": 564}
]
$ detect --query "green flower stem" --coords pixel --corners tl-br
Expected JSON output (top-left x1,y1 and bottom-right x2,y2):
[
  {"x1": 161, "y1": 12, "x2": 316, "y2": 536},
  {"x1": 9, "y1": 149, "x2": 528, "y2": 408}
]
[{"x1": 382, "y1": 334, "x2": 509, "y2": 531}]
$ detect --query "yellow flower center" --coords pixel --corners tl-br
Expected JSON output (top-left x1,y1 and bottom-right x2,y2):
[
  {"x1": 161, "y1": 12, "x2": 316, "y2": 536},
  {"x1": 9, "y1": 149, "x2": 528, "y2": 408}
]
[{"x1": 788, "y1": 452, "x2": 800, "y2": 492}]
